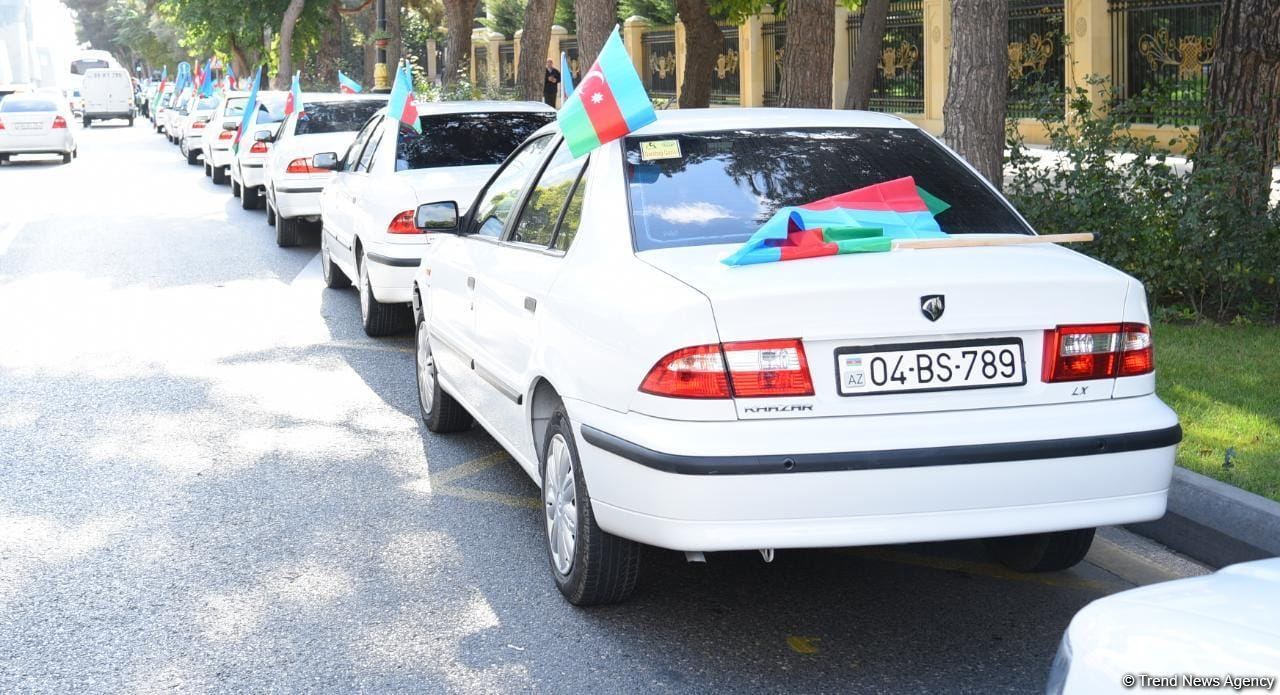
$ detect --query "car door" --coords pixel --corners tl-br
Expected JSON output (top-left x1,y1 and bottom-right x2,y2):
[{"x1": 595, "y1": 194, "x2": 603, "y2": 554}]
[
  {"x1": 343, "y1": 123, "x2": 387, "y2": 261},
  {"x1": 323, "y1": 115, "x2": 382, "y2": 273},
  {"x1": 425, "y1": 134, "x2": 555, "y2": 423},
  {"x1": 471, "y1": 139, "x2": 589, "y2": 457}
]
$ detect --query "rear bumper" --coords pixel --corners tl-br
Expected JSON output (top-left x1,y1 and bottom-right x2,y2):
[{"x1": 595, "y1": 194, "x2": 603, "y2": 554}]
[
  {"x1": 239, "y1": 162, "x2": 265, "y2": 188},
  {"x1": 568, "y1": 395, "x2": 1180, "y2": 552},
  {"x1": 0, "y1": 133, "x2": 75, "y2": 154},
  {"x1": 274, "y1": 187, "x2": 324, "y2": 219},
  {"x1": 362, "y1": 239, "x2": 424, "y2": 304}
]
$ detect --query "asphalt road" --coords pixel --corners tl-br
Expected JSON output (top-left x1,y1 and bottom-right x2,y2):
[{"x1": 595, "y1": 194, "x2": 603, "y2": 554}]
[{"x1": 0, "y1": 121, "x2": 1208, "y2": 694}]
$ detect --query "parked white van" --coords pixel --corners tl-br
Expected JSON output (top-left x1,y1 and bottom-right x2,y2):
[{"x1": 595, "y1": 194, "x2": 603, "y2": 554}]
[{"x1": 81, "y1": 68, "x2": 135, "y2": 127}]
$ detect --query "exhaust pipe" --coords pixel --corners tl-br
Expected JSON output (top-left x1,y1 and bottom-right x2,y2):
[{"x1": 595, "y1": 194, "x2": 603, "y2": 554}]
[
  {"x1": 684, "y1": 551, "x2": 707, "y2": 563},
  {"x1": 759, "y1": 549, "x2": 775, "y2": 563}
]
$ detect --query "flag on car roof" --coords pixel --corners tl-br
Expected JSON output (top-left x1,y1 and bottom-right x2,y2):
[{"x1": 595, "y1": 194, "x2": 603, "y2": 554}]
[
  {"x1": 198, "y1": 59, "x2": 215, "y2": 99},
  {"x1": 233, "y1": 65, "x2": 263, "y2": 154},
  {"x1": 557, "y1": 27, "x2": 655, "y2": 158},
  {"x1": 560, "y1": 51, "x2": 574, "y2": 99},
  {"x1": 721, "y1": 177, "x2": 952, "y2": 266},
  {"x1": 284, "y1": 71, "x2": 303, "y2": 117},
  {"x1": 152, "y1": 65, "x2": 167, "y2": 112},
  {"x1": 223, "y1": 63, "x2": 236, "y2": 92},
  {"x1": 387, "y1": 62, "x2": 421, "y2": 134},
  {"x1": 338, "y1": 71, "x2": 363, "y2": 94}
]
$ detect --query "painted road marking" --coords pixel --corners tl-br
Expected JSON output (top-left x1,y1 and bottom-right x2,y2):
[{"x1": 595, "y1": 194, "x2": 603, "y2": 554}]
[
  {"x1": 0, "y1": 214, "x2": 26, "y2": 256},
  {"x1": 847, "y1": 547, "x2": 1117, "y2": 593},
  {"x1": 290, "y1": 252, "x2": 323, "y2": 288},
  {"x1": 429, "y1": 451, "x2": 540, "y2": 510},
  {"x1": 787, "y1": 636, "x2": 821, "y2": 654}
]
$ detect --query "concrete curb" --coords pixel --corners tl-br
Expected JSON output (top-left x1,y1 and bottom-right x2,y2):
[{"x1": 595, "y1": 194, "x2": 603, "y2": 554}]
[{"x1": 1128, "y1": 467, "x2": 1280, "y2": 569}]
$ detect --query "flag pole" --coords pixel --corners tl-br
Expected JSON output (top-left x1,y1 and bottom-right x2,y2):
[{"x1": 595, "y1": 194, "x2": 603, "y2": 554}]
[{"x1": 891, "y1": 232, "x2": 1096, "y2": 251}]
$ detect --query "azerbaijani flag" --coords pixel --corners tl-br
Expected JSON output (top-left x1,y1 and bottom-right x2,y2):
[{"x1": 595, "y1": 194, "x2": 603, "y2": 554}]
[
  {"x1": 560, "y1": 51, "x2": 574, "y2": 99},
  {"x1": 338, "y1": 71, "x2": 363, "y2": 94},
  {"x1": 233, "y1": 65, "x2": 263, "y2": 154},
  {"x1": 197, "y1": 59, "x2": 215, "y2": 99},
  {"x1": 152, "y1": 65, "x2": 167, "y2": 111},
  {"x1": 223, "y1": 63, "x2": 236, "y2": 92},
  {"x1": 557, "y1": 27, "x2": 654, "y2": 158},
  {"x1": 284, "y1": 71, "x2": 303, "y2": 117},
  {"x1": 387, "y1": 62, "x2": 421, "y2": 134},
  {"x1": 721, "y1": 177, "x2": 952, "y2": 266}
]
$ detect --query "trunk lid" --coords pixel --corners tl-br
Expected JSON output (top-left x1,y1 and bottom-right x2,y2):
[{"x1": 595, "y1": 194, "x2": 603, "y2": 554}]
[{"x1": 638, "y1": 240, "x2": 1133, "y2": 418}]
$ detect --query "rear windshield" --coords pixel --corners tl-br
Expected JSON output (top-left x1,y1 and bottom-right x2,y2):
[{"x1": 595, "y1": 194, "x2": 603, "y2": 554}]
[
  {"x1": 1, "y1": 98, "x2": 57, "y2": 113},
  {"x1": 296, "y1": 100, "x2": 386, "y2": 135},
  {"x1": 223, "y1": 97, "x2": 247, "y2": 117},
  {"x1": 196, "y1": 97, "x2": 220, "y2": 110},
  {"x1": 395, "y1": 112, "x2": 555, "y2": 171},
  {"x1": 254, "y1": 97, "x2": 287, "y2": 125},
  {"x1": 625, "y1": 128, "x2": 1032, "y2": 252}
]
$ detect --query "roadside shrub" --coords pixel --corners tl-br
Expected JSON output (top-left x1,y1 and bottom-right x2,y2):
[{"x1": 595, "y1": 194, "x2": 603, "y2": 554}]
[{"x1": 1005, "y1": 78, "x2": 1280, "y2": 324}]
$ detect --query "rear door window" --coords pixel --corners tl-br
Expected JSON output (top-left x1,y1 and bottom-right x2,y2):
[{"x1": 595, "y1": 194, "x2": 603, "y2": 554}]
[
  {"x1": 469, "y1": 136, "x2": 554, "y2": 238},
  {"x1": 508, "y1": 142, "x2": 587, "y2": 248}
]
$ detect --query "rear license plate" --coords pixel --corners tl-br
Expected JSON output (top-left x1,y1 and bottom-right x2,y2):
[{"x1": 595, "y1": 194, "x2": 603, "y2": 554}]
[
  {"x1": 836, "y1": 338, "x2": 1026, "y2": 396},
  {"x1": 16, "y1": 123, "x2": 42, "y2": 130}
]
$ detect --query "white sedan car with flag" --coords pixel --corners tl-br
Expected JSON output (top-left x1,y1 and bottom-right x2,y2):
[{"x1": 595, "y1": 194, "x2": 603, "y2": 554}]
[{"x1": 409, "y1": 106, "x2": 1181, "y2": 605}]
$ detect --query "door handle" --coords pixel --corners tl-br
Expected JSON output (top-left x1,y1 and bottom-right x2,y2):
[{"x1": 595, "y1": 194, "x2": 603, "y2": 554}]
[
  {"x1": 466, "y1": 276, "x2": 475, "y2": 290},
  {"x1": 523, "y1": 297, "x2": 537, "y2": 313}
]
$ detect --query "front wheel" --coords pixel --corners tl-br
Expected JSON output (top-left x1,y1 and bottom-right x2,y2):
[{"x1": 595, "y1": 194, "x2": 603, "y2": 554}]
[
  {"x1": 542, "y1": 406, "x2": 642, "y2": 606},
  {"x1": 984, "y1": 528, "x2": 1096, "y2": 573},
  {"x1": 415, "y1": 316, "x2": 473, "y2": 433}
]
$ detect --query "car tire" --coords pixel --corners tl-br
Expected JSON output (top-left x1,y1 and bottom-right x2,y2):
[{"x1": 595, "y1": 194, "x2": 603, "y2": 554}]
[
  {"x1": 984, "y1": 528, "x2": 1096, "y2": 573},
  {"x1": 276, "y1": 215, "x2": 299, "y2": 247},
  {"x1": 266, "y1": 201, "x2": 277, "y2": 227},
  {"x1": 61, "y1": 152, "x2": 71, "y2": 164},
  {"x1": 242, "y1": 185, "x2": 260, "y2": 210},
  {"x1": 186, "y1": 148, "x2": 199, "y2": 165},
  {"x1": 212, "y1": 166, "x2": 226, "y2": 185},
  {"x1": 83, "y1": 116, "x2": 91, "y2": 128},
  {"x1": 320, "y1": 231, "x2": 351, "y2": 289},
  {"x1": 128, "y1": 116, "x2": 134, "y2": 127},
  {"x1": 154, "y1": 125, "x2": 161, "y2": 134},
  {"x1": 0, "y1": 154, "x2": 8, "y2": 165},
  {"x1": 542, "y1": 405, "x2": 642, "y2": 606},
  {"x1": 357, "y1": 251, "x2": 409, "y2": 337},
  {"x1": 204, "y1": 162, "x2": 212, "y2": 177},
  {"x1": 232, "y1": 180, "x2": 241, "y2": 198},
  {"x1": 415, "y1": 315, "x2": 473, "y2": 433}
]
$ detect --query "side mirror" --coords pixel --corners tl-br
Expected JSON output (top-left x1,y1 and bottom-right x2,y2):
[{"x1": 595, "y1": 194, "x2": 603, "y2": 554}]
[
  {"x1": 312, "y1": 152, "x2": 341, "y2": 171},
  {"x1": 221, "y1": 121, "x2": 238, "y2": 131},
  {"x1": 415, "y1": 201, "x2": 460, "y2": 233},
  {"x1": 253, "y1": 129, "x2": 274, "y2": 143}
]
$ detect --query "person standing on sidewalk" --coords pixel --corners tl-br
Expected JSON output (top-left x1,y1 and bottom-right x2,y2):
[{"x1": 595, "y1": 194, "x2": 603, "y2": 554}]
[{"x1": 544, "y1": 59, "x2": 561, "y2": 108}]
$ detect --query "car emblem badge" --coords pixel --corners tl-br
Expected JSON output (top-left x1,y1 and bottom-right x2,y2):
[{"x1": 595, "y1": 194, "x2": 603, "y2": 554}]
[{"x1": 921, "y1": 295, "x2": 945, "y2": 322}]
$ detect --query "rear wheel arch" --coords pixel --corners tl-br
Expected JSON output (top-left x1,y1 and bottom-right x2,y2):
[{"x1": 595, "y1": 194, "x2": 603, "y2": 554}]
[{"x1": 530, "y1": 379, "x2": 564, "y2": 474}]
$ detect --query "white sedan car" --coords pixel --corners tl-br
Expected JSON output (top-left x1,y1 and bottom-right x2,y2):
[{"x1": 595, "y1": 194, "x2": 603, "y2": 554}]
[
  {"x1": 178, "y1": 95, "x2": 220, "y2": 166},
  {"x1": 229, "y1": 92, "x2": 287, "y2": 209},
  {"x1": 409, "y1": 109, "x2": 1182, "y2": 605},
  {"x1": 1047, "y1": 558, "x2": 1280, "y2": 694},
  {"x1": 315, "y1": 100, "x2": 554, "y2": 335},
  {"x1": 0, "y1": 94, "x2": 77, "y2": 165},
  {"x1": 262, "y1": 93, "x2": 387, "y2": 246},
  {"x1": 199, "y1": 91, "x2": 249, "y2": 184}
]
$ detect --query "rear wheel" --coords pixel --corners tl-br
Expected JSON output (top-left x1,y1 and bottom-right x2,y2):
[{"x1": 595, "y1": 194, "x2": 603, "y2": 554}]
[
  {"x1": 320, "y1": 231, "x2": 351, "y2": 289},
  {"x1": 0, "y1": 154, "x2": 8, "y2": 165},
  {"x1": 542, "y1": 406, "x2": 641, "y2": 605},
  {"x1": 415, "y1": 315, "x2": 473, "y2": 433},
  {"x1": 232, "y1": 179, "x2": 241, "y2": 198},
  {"x1": 266, "y1": 198, "x2": 277, "y2": 227},
  {"x1": 241, "y1": 184, "x2": 260, "y2": 210},
  {"x1": 212, "y1": 166, "x2": 226, "y2": 185},
  {"x1": 357, "y1": 251, "x2": 409, "y2": 337},
  {"x1": 186, "y1": 148, "x2": 199, "y2": 165},
  {"x1": 984, "y1": 528, "x2": 1096, "y2": 573},
  {"x1": 61, "y1": 152, "x2": 71, "y2": 164},
  {"x1": 276, "y1": 215, "x2": 299, "y2": 247},
  {"x1": 204, "y1": 162, "x2": 212, "y2": 177},
  {"x1": 128, "y1": 115, "x2": 134, "y2": 127}
]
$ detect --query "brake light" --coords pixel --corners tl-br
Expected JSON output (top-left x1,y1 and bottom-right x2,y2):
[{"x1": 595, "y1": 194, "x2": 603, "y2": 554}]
[
  {"x1": 1042, "y1": 323, "x2": 1153, "y2": 382},
  {"x1": 0, "y1": 119, "x2": 5, "y2": 130},
  {"x1": 640, "y1": 339, "x2": 813, "y2": 399},
  {"x1": 249, "y1": 141, "x2": 268, "y2": 154},
  {"x1": 286, "y1": 157, "x2": 319, "y2": 174},
  {"x1": 218, "y1": 130, "x2": 235, "y2": 141},
  {"x1": 52, "y1": 115, "x2": 67, "y2": 129},
  {"x1": 191, "y1": 120, "x2": 206, "y2": 129},
  {"x1": 387, "y1": 210, "x2": 420, "y2": 235}
]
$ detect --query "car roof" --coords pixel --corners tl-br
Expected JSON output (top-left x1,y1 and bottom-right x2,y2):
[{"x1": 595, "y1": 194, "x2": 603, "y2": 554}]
[
  {"x1": 529, "y1": 107, "x2": 919, "y2": 140},
  {"x1": 301, "y1": 92, "x2": 387, "y2": 101},
  {"x1": 410, "y1": 99, "x2": 556, "y2": 115}
]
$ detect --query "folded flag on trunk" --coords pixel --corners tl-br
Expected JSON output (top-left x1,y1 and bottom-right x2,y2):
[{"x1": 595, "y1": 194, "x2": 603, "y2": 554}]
[
  {"x1": 338, "y1": 71, "x2": 363, "y2": 94},
  {"x1": 557, "y1": 27, "x2": 655, "y2": 158},
  {"x1": 388, "y1": 62, "x2": 421, "y2": 134},
  {"x1": 721, "y1": 177, "x2": 951, "y2": 266}
]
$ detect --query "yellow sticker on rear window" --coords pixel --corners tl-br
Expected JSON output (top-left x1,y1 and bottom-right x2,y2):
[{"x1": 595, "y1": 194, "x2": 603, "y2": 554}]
[{"x1": 640, "y1": 139, "x2": 682, "y2": 161}]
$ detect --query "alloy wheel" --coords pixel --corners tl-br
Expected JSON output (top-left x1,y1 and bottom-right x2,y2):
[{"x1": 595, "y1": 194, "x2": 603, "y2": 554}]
[
  {"x1": 416, "y1": 320, "x2": 435, "y2": 415},
  {"x1": 544, "y1": 434, "x2": 578, "y2": 576}
]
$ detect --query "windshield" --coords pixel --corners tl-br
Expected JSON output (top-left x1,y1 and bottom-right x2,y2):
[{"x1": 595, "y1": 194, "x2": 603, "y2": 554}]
[
  {"x1": 295, "y1": 100, "x2": 386, "y2": 135},
  {"x1": 395, "y1": 111, "x2": 554, "y2": 171},
  {"x1": 0, "y1": 98, "x2": 58, "y2": 113},
  {"x1": 625, "y1": 128, "x2": 1032, "y2": 252}
]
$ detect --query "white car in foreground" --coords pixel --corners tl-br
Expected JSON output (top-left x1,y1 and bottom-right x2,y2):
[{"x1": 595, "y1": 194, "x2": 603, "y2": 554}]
[
  {"x1": 409, "y1": 109, "x2": 1182, "y2": 605},
  {"x1": 262, "y1": 93, "x2": 387, "y2": 246},
  {"x1": 314, "y1": 100, "x2": 554, "y2": 335},
  {"x1": 229, "y1": 92, "x2": 287, "y2": 209},
  {"x1": 0, "y1": 94, "x2": 77, "y2": 164},
  {"x1": 1047, "y1": 558, "x2": 1280, "y2": 694}
]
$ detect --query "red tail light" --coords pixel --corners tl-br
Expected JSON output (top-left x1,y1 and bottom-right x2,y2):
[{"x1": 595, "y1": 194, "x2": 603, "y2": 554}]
[
  {"x1": 0, "y1": 119, "x2": 5, "y2": 130},
  {"x1": 640, "y1": 339, "x2": 814, "y2": 399},
  {"x1": 286, "y1": 157, "x2": 320, "y2": 174},
  {"x1": 218, "y1": 130, "x2": 235, "y2": 141},
  {"x1": 51, "y1": 115, "x2": 67, "y2": 129},
  {"x1": 387, "y1": 210, "x2": 420, "y2": 235},
  {"x1": 1042, "y1": 323, "x2": 1153, "y2": 382},
  {"x1": 249, "y1": 141, "x2": 268, "y2": 154},
  {"x1": 191, "y1": 120, "x2": 206, "y2": 129}
]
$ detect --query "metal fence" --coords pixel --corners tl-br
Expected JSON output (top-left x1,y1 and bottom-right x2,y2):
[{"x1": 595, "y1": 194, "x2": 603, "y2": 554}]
[
  {"x1": 848, "y1": 0, "x2": 925, "y2": 114},
  {"x1": 762, "y1": 19, "x2": 785, "y2": 106},
  {"x1": 1008, "y1": 0, "x2": 1066, "y2": 119},
  {"x1": 711, "y1": 26, "x2": 741, "y2": 105},
  {"x1": 498, "y1": 42, "x2": 516, "y2": 88},
  {"x1": 474, "y1": 45, "x2": 488, "y2": 87},
  {"x1": 560, "y1": 38, "x2": 581, "y2": 85},
  {"x1": 642, "y1": 29, "x2": 677, "y2": 99},
  {"x1": 1108, "y1": 0, "x2": 1221, "y2": 124}
]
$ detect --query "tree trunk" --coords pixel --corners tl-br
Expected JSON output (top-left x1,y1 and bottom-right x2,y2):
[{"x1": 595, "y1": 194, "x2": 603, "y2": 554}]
[
  {"x1": 676, "y1": 0, "x2": 722, "y2": 108},
  {"x1": 442, "y1": 0, "x2": 480, "y2": 88},
  {"x1": 844, "y1": 0, "x2": 889, "y2": 110},
  {"x1": 228, "y1": 34, "x2": 251, "y2": 81},
  {"x1": 517, "y1": 0, "x2": 556, "y2": 101},
  {"x1": 318, "y1": 1, "x2": 344, "y2": 87},
  {"x1": 387, "y1": 0, "x2": 403, "y2": 72},
  {"x1": 362, "y1": 7, "x2": 377, "y2": 85},
  {"x1": 573, "y1": 0, "x2": 617, "y2": 71},
  {"x1": 942, "y1": 0, "x2": 1008, "y2": 188},
  {"x1": 778, "y1": 0, "x2": 834, "y2": 108},
  {"x1": 276, "y1": 0, "x2": 308, "y2": 88},
  {"x1": 1196, "y1": 0, "x2": 1280, "y2": 215}
]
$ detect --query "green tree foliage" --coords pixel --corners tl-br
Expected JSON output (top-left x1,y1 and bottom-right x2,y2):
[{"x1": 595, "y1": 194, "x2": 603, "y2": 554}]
[
  {"x1": 483, "y1": 0, "x2": 526, "y2": 38},
  {"x1": 553, "y1": 0, "x2": 574, "y2": 31},
  {"x1": 618, "y1": 0, "x2": 675, "y2": 23}
]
